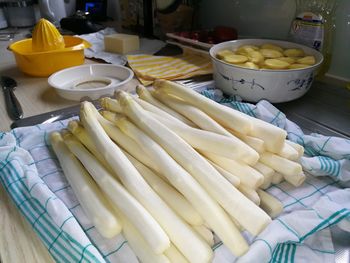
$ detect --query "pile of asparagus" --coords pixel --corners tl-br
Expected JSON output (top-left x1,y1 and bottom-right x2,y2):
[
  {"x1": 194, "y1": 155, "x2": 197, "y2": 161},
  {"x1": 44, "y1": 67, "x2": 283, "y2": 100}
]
[{"x1": 50, "y1": 80, "x2": 305, "y2": 263}]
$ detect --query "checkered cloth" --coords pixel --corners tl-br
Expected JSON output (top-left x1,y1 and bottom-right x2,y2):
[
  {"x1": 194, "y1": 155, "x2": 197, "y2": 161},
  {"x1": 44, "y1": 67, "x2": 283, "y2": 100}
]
[{"x1": 0, "y1": 87, "x2": 349, "y2": 263}]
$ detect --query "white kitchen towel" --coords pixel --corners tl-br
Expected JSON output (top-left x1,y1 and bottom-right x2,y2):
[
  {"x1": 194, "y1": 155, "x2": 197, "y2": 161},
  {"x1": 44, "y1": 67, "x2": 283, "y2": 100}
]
[{"x1": 0, "y1": 87, "x2": 349, "y2": 263}]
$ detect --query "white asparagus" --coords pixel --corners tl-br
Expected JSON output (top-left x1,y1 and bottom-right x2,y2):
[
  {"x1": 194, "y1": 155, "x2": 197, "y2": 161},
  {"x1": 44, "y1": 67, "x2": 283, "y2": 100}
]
[
  {"x1": 68, "y1": 122, "x2": 204, "y2": 248},
  {"x1": 124, "y1": 150, "x2": 204, "y2": 226},
  {"x1": 277, "y1": 142, "x2": 299, "y2": 160},
  {"x1": 202, "y1": 151, "x2": 264, "y2": 189},
  {"x1": 286, "y1": 140, "x2": 304, "y2": 158},
  {"x1": 271, "y1": 172, "x2": 284, "y2": 184},
  {"x1": 69, "y1": 119, "x2": 165, "y2": 183},
  {"x1": 154, "y1": 79, "x2": 287, "y2": 152},
  {"x1": 80, "y1": 102, "x2": 169, "y2": 253},
  {"x1": 253, "y1": 162, "x2": 275, "y2": 190},
  {"x1": 153, "y1": 90, "x2": 233, "y2": 137},
  {"x1": 284, "y1": 172, "x2": 306, "y2": 187},
  {"x1": 153, "y1": 79, "x2": 252, "y2": 134},
  {"x1": 100, "y1": 97, "x2": 123, "y2": 113},
  {"x1": 238, "y1": 185, "x2": 260, "y2": 205},
  {"x1": 97, "y1": 110, "x2": 159, "y2": 173},
  {"x1": 229, "y1": 129, "x2": 265, "y2": 153},
  {"x1": 246, "y1": 117, "x2": 287, "y2": 153},
  {"x1": 193, "y1": 225, "x2": 215, "y2": 246},
  {"x1": 136, "y1": 85, "x2": 194, "y2": 126},
  {"x1": 149, "y1": 111, "x2": 259, "y2": 164},
  {"x1": 112, "y1": 207, "x2": 170, "y2": 263},
  {"x1": 230, "y1": 217, "x2": 245, "y2": 232},
  {"x1": 68, "y1": 120, "x2": 112, "y2": 172},
  {"x1": 164, "y1": 244, "x2": 189, "y2": 263},
  {"x1": 114, "y1": 108, "x2": 248, "y2": 257},
  {"x1": 50, "y1": 132, "x2": 122, "y2": 239},
  {"x1": 260, "y1": 180, "x2": 271, "y2": 190},
  {"x1": 80, "y1": 102, "x2": 212, "y2": 262},
  {"x1": 68, "y1": 119, "x2": 161, "y2": 183},
  {"x1": 100, "y1": 111, "x2": 169, "y2": 183},
  {"x1": 257, "y1": 189, "x2": 283, "y2": 219},
  {"x1": 206, "y1": 159, "x2": 240, "y2": 187},
  {"x1": 259, "y1": 152, "x2": 303, "y2": 178},
  {"x1": 118, "y1": 91, "x2": 271, "y2": 237},
  {"x1": 62, "y1": 131, "x2": 169, "y2": 252},
  {"x1": 134, "y1": 97, "x2": 190, "y2": 127}
]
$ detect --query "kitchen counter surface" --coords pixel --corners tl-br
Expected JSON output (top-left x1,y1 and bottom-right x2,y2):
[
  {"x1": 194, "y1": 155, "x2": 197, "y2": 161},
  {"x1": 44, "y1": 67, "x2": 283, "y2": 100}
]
[{"x1": 1, "y1": 29, "x2": 350, "y2": 263}]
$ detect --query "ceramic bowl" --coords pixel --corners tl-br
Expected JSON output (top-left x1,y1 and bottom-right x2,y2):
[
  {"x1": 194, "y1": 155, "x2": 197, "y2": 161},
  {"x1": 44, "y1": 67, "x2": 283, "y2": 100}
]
[
  {"x1": 209, "y1": 39, "x2": 324, "y2": 103},
  {"x1": 48, "y1": 64, "x2": 134, "y2": 101}
]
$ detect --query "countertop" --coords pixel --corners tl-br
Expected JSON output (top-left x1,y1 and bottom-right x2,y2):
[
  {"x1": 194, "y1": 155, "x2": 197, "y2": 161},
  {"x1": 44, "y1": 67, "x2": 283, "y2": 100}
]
[{"x1": 1, "y1": 29, "x2": 349, "y2": 263}]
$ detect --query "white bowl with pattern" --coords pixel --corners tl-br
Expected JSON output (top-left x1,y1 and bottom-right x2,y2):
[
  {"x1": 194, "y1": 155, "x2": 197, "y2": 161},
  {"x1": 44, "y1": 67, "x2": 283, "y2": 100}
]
[{"x1": 209, "y1": 39, "x2": 323, "y2": 103}]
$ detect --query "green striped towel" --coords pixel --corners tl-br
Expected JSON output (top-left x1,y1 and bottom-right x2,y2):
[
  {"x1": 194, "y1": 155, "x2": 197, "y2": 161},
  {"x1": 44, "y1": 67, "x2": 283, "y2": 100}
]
[{"x1": 0, "y1": 86, "x2": 349, "y2": 262}]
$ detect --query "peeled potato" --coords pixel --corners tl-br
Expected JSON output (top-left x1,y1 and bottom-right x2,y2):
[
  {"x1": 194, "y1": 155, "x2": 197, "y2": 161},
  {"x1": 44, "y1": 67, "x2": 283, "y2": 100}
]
[
  {"x1": 241, "y1": 62, "x2": 260, "y2": 69},
  {"x1": 236, "y1": 45, "x2": 259, "y2": 55},
  {"x1": 224, "y1": 54, "x2": 248, "y2": 64},
  {"x1": 284, "y1": 48, "x2": 305, "y2": 57},
  {"x1": 297, "y1": 56, "x2": 316, "y2": 65},
  {"x1": 216, "y1": 49, "x2": 235, "y2": 59},
  {"x1": 260, "y1": 49, "x2": 283, "y2": 59},
  {"x1": 248, "y1": 51, "x2": 264, "y2": 64},
  {"x1": 288, "y1": 63, "x2": 309, "y2": 69},
  {"x1": 264, "y1": 59, "x2": 290, "y2": 69},
  {"x1": 217, "y1": 42, "x2": 316, "y2": 71},
  {"x1": 278, "y1": 57, "x2": 296, "y2": 64},
  {"x1": 260, "y1": 43, "x2": 283, "y2": 52}
]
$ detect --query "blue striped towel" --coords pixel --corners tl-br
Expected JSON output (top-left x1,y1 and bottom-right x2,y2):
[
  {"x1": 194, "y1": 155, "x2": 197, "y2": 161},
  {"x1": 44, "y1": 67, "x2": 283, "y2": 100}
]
[{"x1": 0, "y1": 87, "x2": 349, "y2": 263}]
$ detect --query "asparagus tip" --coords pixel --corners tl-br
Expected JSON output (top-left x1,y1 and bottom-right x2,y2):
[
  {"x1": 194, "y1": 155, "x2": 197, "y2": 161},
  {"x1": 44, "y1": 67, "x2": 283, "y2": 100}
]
[
  {"x1": 153, "y1": 79, "x2": 166, "y2": 88},
  {"x1": 99, "y1": 97, "x2": 107, "y2": 108},
  {"x1": 67, "y1": 120, "x2": 80, "y2": 133},
  {"x1": 49, "y1": 131, "x2": 62, "y2": 143},
  {"x1": 116, "y1": 91, "x2": 133, "y2": 106},
  {"x1": 136, "y1": 84, "x2": 146, "y2": 94},
  {"x1": 60, "y1": 129, "x2": 72, "y2": 140}
]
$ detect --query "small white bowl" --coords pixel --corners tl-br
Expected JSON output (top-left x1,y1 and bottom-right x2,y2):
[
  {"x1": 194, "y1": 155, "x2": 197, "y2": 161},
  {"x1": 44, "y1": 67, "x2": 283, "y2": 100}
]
[
  {"x1": 48, "y1": 64, "x2": 134, "y2": 101},
  {"x1": 209, "y1": 39, "x2": 324, "y2": 103}
]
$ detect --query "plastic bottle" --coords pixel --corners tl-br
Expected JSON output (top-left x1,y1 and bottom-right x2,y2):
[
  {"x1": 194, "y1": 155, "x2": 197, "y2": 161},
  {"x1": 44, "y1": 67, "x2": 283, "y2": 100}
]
[{"x1": 289, "y1": 0, "x2": 337, "y2": 75}]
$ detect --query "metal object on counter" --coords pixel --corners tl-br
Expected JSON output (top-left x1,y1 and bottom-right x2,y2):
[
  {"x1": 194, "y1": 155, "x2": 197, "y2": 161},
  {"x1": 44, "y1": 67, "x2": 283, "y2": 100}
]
[
  {"x1": 1, "y1": 76, "x2": 23, "y2": 120},
  {"x1": 0, "y1": 32, "x2": 15, "y2": 41},
  {"x1": 10, "y1": 101, "x2": 101, "y2": 129}
]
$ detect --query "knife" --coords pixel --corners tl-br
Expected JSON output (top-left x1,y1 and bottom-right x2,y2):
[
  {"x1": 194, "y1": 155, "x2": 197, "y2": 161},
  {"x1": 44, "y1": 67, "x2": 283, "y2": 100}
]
[{"x1": 1, "y1": 76, "x2": 23, "y2": 120}]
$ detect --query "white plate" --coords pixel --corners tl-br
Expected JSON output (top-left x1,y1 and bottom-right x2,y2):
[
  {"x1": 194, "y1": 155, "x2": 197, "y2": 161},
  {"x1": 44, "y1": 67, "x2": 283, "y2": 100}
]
[{"x1": 48, "y1": 64, "x2": 134, "y2": 101}]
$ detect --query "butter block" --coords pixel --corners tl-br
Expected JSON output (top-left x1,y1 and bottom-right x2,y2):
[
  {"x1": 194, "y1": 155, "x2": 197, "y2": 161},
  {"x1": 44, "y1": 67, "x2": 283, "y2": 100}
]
[{"x1": 104, "y1": 34, "x2": 140, "y2": 54}]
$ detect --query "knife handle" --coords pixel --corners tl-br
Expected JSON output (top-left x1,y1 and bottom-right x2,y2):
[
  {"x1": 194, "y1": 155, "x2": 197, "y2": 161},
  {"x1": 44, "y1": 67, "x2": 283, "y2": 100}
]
[{"x1": 4, "y1": 87, "x2": 23, "y2": 120}]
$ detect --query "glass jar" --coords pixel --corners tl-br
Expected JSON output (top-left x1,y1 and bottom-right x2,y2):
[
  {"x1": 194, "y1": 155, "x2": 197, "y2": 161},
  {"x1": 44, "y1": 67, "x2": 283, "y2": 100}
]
[{"x1": 289, "y1": 0, "x2": 337, "y2": 75}]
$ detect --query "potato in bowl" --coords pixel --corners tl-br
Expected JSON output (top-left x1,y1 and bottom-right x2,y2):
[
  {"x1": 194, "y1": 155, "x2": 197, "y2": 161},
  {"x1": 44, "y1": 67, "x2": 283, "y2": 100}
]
[{"x1": 209, "y1": 39, "x2": 323, "y2": 103}]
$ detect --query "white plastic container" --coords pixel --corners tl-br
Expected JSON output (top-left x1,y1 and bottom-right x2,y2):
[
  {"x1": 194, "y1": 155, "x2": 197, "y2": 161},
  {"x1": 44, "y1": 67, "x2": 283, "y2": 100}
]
[{"x1": 48, "y1": 64, "x2": 134, "y2": 101}]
